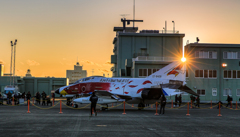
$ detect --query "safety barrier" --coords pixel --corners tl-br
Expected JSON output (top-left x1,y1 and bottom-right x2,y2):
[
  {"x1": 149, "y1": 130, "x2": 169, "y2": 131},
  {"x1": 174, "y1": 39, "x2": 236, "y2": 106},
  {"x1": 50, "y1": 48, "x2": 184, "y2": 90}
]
[
  {"x1": 186, "y1": 102, "x2": 190, "y2": 116},
  {"x1": 154, "y1": 102, "x2": 159, "y2": 115},
  {"x1": 2, "y1": 99, "x2": 240, "y2": 116},
  {"x1": 217, "y1": 102, "x2": 222, "y2": 116},
  {"x1": 125, "y1": 102, "x2": 154, "y2": 109},
  {"x1": 30, "y1": 101, "x2": 60, "y2": 109},
  {"x1": 62, "y1": 102, "x2": 91, "y2": 109},
  {"x1": 122, "y1": 101, "x2": 126, "y2": 114},
  {"x1": 165, "y1": 102, "x2": 188, "y2": 109},
  {"x1": 27, "y1": 100, "x2": 30, "y2": 113},
  {"x1": 97, "y1": 102, "x2": 123, "y2": 109}
]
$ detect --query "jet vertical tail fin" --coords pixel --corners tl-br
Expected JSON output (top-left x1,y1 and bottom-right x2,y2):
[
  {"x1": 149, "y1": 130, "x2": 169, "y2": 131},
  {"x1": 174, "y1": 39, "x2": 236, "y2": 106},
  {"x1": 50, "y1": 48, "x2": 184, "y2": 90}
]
[{"x1": 147, "y1": 61, "x2": 186, "y2": 82}]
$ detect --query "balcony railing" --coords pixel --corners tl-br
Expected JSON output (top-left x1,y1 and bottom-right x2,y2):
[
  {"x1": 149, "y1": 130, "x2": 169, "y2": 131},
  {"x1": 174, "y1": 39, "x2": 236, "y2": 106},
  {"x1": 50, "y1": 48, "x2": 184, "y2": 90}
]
[
  {"x1": 133, "y1": 56, "x2": 175, "y2": 62},
  {"x1": 133, "y1": 53, "x2": 149, "y2": 58}
]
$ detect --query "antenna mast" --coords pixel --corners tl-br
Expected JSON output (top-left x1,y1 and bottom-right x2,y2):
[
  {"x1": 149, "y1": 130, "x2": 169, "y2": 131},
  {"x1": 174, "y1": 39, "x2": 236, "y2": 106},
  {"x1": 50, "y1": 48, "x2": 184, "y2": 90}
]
[
  {"x1": 92, "y1": 69, "x2": 94, "y2": 76},
  {"x1": 133, "y1": 0, "x2": 135, "y2": 27}
]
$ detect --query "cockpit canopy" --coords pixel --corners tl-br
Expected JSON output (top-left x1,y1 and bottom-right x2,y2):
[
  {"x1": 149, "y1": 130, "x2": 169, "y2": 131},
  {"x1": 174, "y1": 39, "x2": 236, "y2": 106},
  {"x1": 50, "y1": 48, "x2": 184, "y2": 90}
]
[{"x1": 74, "y1": 76, "x2": 104, "y2": 84}]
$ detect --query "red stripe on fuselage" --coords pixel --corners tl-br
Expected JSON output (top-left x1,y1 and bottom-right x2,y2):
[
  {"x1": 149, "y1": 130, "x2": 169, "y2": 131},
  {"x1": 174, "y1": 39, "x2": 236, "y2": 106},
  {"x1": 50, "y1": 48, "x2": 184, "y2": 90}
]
[
  {"x1": 137, "y1": 88, "x2": 144, "y2": 94},
  {"x1": 129, "y1": 85, "x2": 138, "y2": 88},
  {"x1": 142, "y1": 80, "x2": 152, "y2": 85}
]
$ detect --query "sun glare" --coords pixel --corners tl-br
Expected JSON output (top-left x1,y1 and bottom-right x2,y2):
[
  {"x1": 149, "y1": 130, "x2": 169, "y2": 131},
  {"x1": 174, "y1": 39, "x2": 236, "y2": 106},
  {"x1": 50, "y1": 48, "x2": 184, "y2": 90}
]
[{"x1": 181, "y1": 57, "x2": 186, "y2": 62}]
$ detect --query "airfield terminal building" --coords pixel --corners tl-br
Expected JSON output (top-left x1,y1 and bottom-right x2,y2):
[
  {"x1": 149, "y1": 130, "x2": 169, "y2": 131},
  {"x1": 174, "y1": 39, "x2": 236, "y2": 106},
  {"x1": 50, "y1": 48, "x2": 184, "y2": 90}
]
[{"x1": 111, "y1": 20, "x2": 240, "y2": 102}]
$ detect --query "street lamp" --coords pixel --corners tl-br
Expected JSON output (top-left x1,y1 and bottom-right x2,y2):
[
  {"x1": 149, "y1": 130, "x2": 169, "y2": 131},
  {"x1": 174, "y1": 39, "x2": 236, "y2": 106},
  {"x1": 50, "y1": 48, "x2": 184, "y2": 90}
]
[{"x1": 172, "y1": 21, "x2": 175, "y2": 33}]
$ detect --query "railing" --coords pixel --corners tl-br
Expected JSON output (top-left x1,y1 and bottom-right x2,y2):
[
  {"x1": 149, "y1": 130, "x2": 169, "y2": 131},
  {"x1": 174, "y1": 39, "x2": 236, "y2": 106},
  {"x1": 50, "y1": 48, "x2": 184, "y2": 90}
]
[
  {"x1": 133, "y1": 53, "x2": 149, "y2": 58},
  {"x1": 118, "y1": 30, "x2": 179, "y2": 34},
  {"x1": 133, "y1": 56, "x2": 175, "y2": 62}
]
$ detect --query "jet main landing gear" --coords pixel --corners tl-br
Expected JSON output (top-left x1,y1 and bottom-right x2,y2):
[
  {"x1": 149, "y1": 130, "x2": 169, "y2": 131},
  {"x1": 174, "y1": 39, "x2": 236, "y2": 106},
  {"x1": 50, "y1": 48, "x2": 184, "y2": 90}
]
[
  {"x1": 73, "y1": 104, "x2": 78, "y2": 108},
  {"x1": 101, "y1": 104, "x2": 108, "y2": 110},
  {"x1": 138, "y1": 103, "x2": 145, "y2": 110}
]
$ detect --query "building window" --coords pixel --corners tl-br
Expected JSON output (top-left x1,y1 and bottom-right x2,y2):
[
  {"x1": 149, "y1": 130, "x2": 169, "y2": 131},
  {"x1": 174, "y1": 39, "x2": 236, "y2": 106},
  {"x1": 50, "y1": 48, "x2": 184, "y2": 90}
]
[
  {"x1": 237, "y1": 89, "x2": 240, "y2": 96},
  {"x1": 204, "y1": 70, "x2": 208, "y2": 78},
  {"x1": 197, "y1": 89, "x2": 205, "y2": 96},
  {"x1": 224, "y1": 70, "x2": 240, "y2": 79},
  {"x1": 148, "y1": 69, "x2": 152, "y2": 76},
  {"x1": 212, "y1": 88, "x2": 217, "y2": 96},
  {"x1": 139, "y1": 68, "x2": 160, "y2": 77},
  {"x1": 223, "y1": 89, "x2": 232, "y2": 96},
  {"x1": 223, "y1": 51, "x2": 240, "y2": 59},
  {"x1": 195, "y1": 51, "x2": 217, "y2": 59},
  {"x1": 195, "y1": 70, "x2": 200, "y2": 77},
  {"x1": 153, "y1": 69, "x2": 157, "y2": 73},
  {"x1": 233, "y1": 70, "x2": 236, "y2": 78},
  {"x1": 139, "y1": 69, "x2": 143, "y2": 77},
  {"x1": 195, "y1": 70, "x2": 217, "y2": 78},
  {"x1": 213, "y1": 70, "x2": 217, "y2": 78}
]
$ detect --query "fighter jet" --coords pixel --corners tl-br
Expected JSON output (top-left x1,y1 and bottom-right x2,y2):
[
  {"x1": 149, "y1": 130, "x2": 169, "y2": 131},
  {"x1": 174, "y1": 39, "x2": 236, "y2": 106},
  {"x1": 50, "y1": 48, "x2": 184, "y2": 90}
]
[{"x1": 55, "y1": 59, "x2": 198, "y2": 109}]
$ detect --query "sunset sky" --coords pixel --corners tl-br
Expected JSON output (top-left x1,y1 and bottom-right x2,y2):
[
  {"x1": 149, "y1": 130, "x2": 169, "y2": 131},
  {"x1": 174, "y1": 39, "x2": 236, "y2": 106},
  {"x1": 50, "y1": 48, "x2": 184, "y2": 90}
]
[{"x1": 0, "y1": 0, "x2": 240, "y2": 77}]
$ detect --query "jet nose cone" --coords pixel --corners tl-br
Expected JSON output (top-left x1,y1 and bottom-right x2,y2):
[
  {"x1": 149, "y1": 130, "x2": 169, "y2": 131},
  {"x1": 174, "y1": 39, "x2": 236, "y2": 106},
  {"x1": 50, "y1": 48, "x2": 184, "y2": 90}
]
[{"x1": 55, "y1": 88, "x2": 60, "y2": 94}]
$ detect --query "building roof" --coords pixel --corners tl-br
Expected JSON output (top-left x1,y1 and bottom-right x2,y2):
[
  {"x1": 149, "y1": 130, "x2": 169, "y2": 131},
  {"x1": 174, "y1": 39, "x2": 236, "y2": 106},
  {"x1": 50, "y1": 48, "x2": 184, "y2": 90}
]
[
  {"x1": 186, "y1": 43, "x2": 240, "y2": 48},
  {"x1": 118, "y1": 32, "x2": 185, "y2": 37}
]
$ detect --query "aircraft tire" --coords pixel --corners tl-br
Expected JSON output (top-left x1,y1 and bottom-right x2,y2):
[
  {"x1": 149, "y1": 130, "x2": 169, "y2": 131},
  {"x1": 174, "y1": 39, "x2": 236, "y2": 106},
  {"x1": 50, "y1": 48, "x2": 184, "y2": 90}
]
[{"x1": 74, "y1": 104, "x2": 78, "y2": 108}]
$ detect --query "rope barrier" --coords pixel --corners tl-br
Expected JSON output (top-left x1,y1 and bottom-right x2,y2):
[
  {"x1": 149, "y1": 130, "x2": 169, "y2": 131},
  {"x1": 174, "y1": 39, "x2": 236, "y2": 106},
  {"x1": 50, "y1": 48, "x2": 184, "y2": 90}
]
[
  {"x1": 125, "y1": 102, "x2": 154, "y2": 109},
  {"x1": 221, "y1": 104, "x2": 240, "y2": 110},
  {"x1": 97, "y1": 102, "x2": 123, "y2": 109},
  {"x1": 30, "y1": 102, "x2": 60, "y2": 109},
  {"x1": 62, "y1": 102, "x2": 91, "y2": 109},
  {"x1": 191, "y1": 104, "x2": 219, "y2": 109},
  {"x1": 165, "y1": 103, "x2": 188, "y2": 109}
]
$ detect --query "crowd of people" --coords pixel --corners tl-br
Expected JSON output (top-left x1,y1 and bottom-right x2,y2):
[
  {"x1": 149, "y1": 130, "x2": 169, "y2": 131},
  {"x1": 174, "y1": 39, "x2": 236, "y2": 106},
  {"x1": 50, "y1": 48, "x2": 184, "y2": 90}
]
[
  {"x1": 0, "y1": 91, "x2": 55, "y2": 106},
  {"x1": 174, "y1": 94, "x2": 182, "y2": 107}
]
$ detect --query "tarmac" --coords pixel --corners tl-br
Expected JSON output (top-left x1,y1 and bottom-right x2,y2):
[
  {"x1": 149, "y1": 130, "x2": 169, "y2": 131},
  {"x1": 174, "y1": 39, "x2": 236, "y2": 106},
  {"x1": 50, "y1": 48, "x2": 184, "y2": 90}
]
[{"x1": 0, "y1": 100, "x2": 240, "y2": 137}]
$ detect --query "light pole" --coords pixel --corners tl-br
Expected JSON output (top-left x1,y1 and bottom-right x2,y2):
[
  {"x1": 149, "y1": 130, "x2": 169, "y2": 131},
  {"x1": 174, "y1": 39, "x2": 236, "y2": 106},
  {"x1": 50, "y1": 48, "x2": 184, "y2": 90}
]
[
  {"x1": 10, "y1": 39, "x2": 17, "y2": 86},
  {"x1": 172, "y1": 21, "x2": 175, "y2": 33}
]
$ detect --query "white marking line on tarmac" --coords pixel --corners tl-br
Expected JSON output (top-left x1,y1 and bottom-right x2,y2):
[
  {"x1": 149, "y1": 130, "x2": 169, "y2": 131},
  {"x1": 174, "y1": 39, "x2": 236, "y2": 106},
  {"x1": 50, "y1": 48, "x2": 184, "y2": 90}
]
[{"x1": 96, "y1": 125, "x2": 107, "y2": 127}]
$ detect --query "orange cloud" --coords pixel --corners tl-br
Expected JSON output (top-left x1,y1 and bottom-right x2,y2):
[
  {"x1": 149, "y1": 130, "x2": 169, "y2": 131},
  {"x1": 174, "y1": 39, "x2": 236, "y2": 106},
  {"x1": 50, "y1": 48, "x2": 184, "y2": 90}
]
[
  {"x1": 104, "y1": 61, "x2": 111, "y2": 65},
  {"x1": 27, "y1": 60, "x2": 40, "y2": 66},
  {"x1": 81, "y1": 60, "x2": 102, "y2": 67},
  {"x1": 0, "y1": 60, "x2": 5, "y2": 64},
  {"x1": 98, "y1": 68, "x2": 110, "y2": 74}
]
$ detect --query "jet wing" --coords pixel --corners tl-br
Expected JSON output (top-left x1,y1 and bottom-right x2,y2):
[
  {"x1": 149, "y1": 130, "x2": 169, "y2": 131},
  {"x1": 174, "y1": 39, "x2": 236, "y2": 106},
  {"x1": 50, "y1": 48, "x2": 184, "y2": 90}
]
[
  {"x1": 178, "y1": 85, "x2": 199, "y2": 96},
  {"x1": 161, "y1": 84, "x2": 199, "y2": 96}
]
